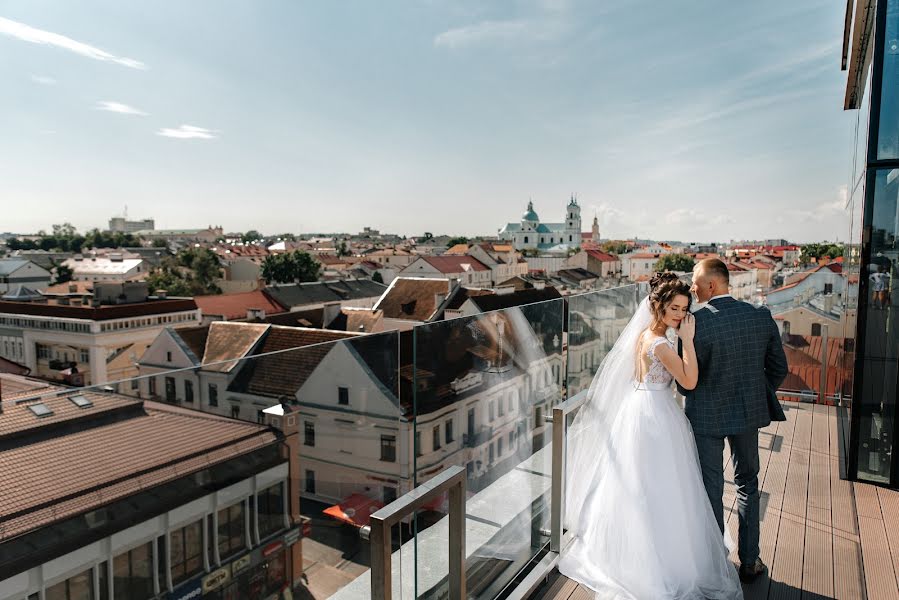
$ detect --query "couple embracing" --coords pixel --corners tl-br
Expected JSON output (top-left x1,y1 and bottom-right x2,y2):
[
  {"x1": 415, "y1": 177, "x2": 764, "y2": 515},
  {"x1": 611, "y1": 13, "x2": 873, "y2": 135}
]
[{"x1": 559, "y1": 258, "x2": 789, "y2": 599}]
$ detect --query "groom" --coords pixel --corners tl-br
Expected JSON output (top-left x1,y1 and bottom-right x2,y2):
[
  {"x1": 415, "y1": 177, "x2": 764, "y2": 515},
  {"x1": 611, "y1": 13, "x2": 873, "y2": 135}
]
[{"x1": 678, "y1": 258, "x2": 788, "y2": 583}]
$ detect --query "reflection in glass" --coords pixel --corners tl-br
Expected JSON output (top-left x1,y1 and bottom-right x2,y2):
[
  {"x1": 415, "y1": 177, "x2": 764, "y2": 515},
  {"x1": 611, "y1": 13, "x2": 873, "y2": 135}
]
[
  {"x1": 856, "y1": 168, "x2": 899, "y2": 482},
  {"x1": 411, "y1": 298, "x2": 565, "y2": 597},
  {"x1": 878, "y1": 0, "x2": 899, "y2": 159}
]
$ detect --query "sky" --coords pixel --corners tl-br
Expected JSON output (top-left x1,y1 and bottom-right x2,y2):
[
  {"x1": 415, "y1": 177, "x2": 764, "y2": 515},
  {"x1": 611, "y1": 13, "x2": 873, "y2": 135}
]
[{"x1": 0, "y1": 0, "x2": 860, "y2": 243}]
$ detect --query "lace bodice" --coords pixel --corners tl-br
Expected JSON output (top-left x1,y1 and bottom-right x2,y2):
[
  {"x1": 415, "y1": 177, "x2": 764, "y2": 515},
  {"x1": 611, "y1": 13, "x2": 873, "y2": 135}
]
[{"x1": 641, "y1": 336, "x2": 675, "y2": 385}]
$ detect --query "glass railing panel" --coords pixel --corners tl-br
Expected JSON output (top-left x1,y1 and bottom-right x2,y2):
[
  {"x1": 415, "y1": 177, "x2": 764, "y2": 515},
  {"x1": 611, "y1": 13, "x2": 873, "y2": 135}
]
[
  {"x1": 0, "y1": 328, "x2": 403, "y2": 600},
  {"x1": 409, "y1": 297, "x2": 565, "y2": 599},
  {"x1": 566, "y1": 286, "x2": 639, "y2": 403}
]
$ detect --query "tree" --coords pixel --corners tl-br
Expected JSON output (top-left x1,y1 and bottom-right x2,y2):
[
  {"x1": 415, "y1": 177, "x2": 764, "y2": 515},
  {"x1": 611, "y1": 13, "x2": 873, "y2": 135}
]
[
  {"x1": 52, "y1": 262, "x2": 73, "y2": 285},
  {"x1": 145, "y1": 248, "x2": 223, "y2": 296},
  {"x1": 261, "y1": 251, "x2": 322, "y2": 284},
  {"x1": 655, "y1": 254, "x2": 695, "y2": 273},
  {"x1": 446, "y1": 236, "x2": 469, "y2": 247},
  {"x1": 601, "y1": 241, "x2": 629, "y2": 255},
  {"x1": 372, "y1": 271, "x2": 384, "y2": 284},
  {"x1": 337, "y1": 241, "x2": 349, "y2": 257},
  {"x1": 242, "y1": 230, "x2": 262, "y2": 244},
  {"x1": 152, "y1": 238, "x2": 169, "y2": 248}
]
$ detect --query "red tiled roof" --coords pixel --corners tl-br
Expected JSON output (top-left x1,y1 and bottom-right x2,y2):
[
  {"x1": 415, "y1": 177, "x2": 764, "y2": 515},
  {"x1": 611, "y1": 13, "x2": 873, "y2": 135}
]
[
  {"x1": 419, "y1": 256, "x2": 489, "y2": 273},
  {"x1": 194, "y1": 290, "x2": 287, "y2": 321},
  {"x1": 585, "y1": 250, "x2": 619, "y2": 262}
]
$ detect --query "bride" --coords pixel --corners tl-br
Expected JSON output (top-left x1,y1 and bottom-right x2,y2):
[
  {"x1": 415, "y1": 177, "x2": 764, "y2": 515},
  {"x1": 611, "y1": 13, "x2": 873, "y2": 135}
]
[{"x1": 558, "y1": 273, "x2": 743, "y2": 599}]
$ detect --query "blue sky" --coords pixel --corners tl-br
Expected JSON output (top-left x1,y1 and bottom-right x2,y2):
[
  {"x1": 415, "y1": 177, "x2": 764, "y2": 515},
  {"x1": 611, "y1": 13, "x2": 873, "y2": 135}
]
[{"x1": 1, "y1": 0, "x2": 857, "y2": 243}]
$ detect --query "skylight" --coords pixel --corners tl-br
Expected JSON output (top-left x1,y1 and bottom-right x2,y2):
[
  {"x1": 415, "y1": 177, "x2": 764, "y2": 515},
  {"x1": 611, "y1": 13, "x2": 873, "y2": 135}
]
[
  {"x1": 28, "y1": 403, "x2": 53, "y2": 417},
  {"x1": 69, "y1": 394, "x2": 93, "y2": 408}
]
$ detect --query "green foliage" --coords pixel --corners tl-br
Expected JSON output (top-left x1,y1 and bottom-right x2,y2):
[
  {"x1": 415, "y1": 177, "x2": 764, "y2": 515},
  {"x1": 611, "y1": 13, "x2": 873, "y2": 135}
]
[
  {"x1": 152, "y1": 238, "x2": 169, "y2": 248},
  {"x1": 261, "y1": 251, "x2": 323, "y2": 284},
  {"x1": 655, "y1": 254, "x2": 695, "y2": 273},
  {"x1": 337, "y1": 241, "x2": 349, "y2": 257},
  {"x1": 601, "y1": 241, "x2": 629, "y2": 255},
  {"x1": 241, "y1": 230, "x2": 262, "y2": 244},
  {"x1": 52, "y1": 262, "x2": 73, "y2": 285},
  {"x1": 801, "y1": 243, "x2": 844, "y2": 263},
  {"x1": 146, "y1": 248, "x2": 223, "y2": 296},
  {"x1": 446, "y1": 236, "x2": 469, "y2": 247}
]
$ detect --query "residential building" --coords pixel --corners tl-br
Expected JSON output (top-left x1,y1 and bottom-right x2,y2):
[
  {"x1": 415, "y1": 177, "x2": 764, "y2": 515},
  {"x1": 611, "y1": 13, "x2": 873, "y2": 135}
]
[
  {"x1": 131, "y1": 226, "x2": 224, "y2": 244},
  {"x1": 773, "y1": 302, "x2": 852, "y2": 338},
  {"x1": 0, "y1": 288, "x2": 200, "y2": 386},
  {"x1": 264, "y1": 280, "x2": 387, "y2": 312},
  {"x1": 108, "y1": 216, "x2": 155, "y2": 233},
  {"x1": 0, "y1": 259, "x2": 52, "y2": 293},
  {"x1": 498, "y1": 197, "x2": 583, "y2": 252},
  {"x1": 261, "y1": 304, "x2": 384, "y2": 333},
  {"x1": 564, "y1": 249, "x2": 622, "y2": 278},
  {"x1": 444, "y1": 287, "x2": 563, "y2": 319},
  {"x1": 363, "y1": 248, "x2": 416, "y2": 268},
  {"x1": 619, "y1": 252, "x2": 662, "y2": 281},
  {"x1": 765, "y1": 263, "x2": 846, "y2": 310},
  {"x1": 725, "y1": 262, "x2": 759, "y2": 302},
  {"x1": 64, "y1": 254, "x2": 146, "y2": 282},
  {"x1": 400, "y1": 255, "x2": 493, "y2": 287},
  {"x1": 194, "y1": 290, "x2": 288, "y2": 324},
  {"x1": 0, "y1": 374, "x2": 302, "y2": 600},
  {"x1": 373, "y1": 277, "x2": 459, "y2": 331}
]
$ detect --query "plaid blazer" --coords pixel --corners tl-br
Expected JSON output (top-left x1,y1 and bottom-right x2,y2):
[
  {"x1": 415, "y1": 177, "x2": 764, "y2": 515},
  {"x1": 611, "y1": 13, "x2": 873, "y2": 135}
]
[{"x1": 677, "y1": 296, "x2": 788, "y2": 437}]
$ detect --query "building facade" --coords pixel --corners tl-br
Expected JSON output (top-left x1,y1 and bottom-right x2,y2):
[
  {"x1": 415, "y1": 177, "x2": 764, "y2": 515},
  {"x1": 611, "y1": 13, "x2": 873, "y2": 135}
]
[{"x1": 498, "y1": 197, "x2": 583, "y2": 252}]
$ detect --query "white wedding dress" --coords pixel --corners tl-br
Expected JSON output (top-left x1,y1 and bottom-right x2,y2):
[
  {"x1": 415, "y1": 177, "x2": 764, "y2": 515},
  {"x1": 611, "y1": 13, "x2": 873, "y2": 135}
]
[{"x1": 558, "y1": 300, "x2": 743, "y2": 599}]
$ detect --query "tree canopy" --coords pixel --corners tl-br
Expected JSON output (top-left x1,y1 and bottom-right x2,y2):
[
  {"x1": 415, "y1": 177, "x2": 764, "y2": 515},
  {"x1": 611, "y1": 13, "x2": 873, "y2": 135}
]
[
  {"x1": 261, "y1": 251, "x2": 323, "y2": 284},
  {"x1": 655, "y1": 254, "x2": 695, "y2": 273}
]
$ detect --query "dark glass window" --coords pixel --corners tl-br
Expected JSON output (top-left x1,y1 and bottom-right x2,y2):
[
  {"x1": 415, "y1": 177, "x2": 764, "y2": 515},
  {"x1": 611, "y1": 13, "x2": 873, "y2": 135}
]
[
  {"x1": 170, "y1": 520, "x2": 204, "y2": 586},
  {"x1": 338, "y1": 387, "x2": 349, "y2": 405},
  {"x1": 208, "y1": 384, "x2": 218, "y2": 407},
  {"x1": 217, "y1": 502, "x2": 246, "y2": 560},
  {"x1": 184, "y1": 380, "x2": 194, "y2": 403},
  {"x1": 258, "y1": 482, "x2": 286, "y2": 540},
  {"x1": 432, "y1": 425, "x2": 441, "y2": 450},
  {"x1": 445, "y1": 420, "x2": 454, "y2": 444},
  {"x1": 877, "y1": 0, "x2": 899, "y2": 158},
  {"x1": 45, "y1": 568, "x2": 94, "y2": 600},
  {"x1": 305, "y1": 470, "x2": 315, "y2": 494},
  {"x1": 113, "y1": 542, "x2": 154, "y2": 600},
  {"x1": 304, "y1": 422, "x2": 315, "y2": 447},
  {"x1": 380, "y1": 435, "x2": 396, "y2": 462},
  {"x1": 165, "y1": 377, "x2": 176, "y2": 402}
]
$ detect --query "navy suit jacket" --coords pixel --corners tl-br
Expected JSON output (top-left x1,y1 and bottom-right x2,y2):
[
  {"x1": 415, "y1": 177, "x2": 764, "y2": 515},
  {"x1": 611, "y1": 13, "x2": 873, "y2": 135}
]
[{"x1": 677, "y1": 296, "x2": 788, "y2": 437}]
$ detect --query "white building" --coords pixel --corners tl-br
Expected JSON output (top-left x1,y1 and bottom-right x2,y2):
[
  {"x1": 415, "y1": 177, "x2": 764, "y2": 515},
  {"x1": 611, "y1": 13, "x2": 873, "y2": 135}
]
[
  {"x1": 0, "y1": 259, "x2": 52, "y2": 293},
  {"x1": 400, "y1": 256, "x2": 493, "y2": 287},
  {"x1": 498, "y1": 197, "x2": 583, "y2": 252},
  {"x1": 64, "y1": 255, "x2": 146, "y2": 282}
]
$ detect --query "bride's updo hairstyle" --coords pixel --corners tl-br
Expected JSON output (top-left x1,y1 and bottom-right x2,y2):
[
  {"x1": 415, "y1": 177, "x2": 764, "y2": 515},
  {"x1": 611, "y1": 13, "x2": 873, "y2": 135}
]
[{"x1": 648, "y1": 271, "x2": 692, "y2": 330}]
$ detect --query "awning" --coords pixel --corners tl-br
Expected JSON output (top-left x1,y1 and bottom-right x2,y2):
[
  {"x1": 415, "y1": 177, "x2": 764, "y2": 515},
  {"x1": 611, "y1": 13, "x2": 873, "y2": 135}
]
[{"x1": 323, "y1": 494, "x2": 384, "y2": 528}]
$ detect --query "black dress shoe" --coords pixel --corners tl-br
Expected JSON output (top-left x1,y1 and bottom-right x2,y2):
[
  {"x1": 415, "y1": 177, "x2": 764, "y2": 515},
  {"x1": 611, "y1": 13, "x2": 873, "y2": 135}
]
[{"x1": 739, "y1": 558, "x2": 768, "y2": 583}]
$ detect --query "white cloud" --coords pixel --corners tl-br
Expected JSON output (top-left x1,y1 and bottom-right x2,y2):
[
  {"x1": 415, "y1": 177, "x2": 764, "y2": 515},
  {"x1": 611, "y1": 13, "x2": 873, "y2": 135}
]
[
  {"x1": 0, "y1": 16, "x2": 146, "y2": 69},
  {"x1": 156, "y1": 125, "x2": 219, "y2": 140},
  {"x1": 95, "y1": 101, "x2": 148, "y2": 116},
  {"x1": 434, "y1": 16, "x2": 568, "y2": 49},
  {"x1": 30, "y1": 74, "x2": 56, "y2": 85}
]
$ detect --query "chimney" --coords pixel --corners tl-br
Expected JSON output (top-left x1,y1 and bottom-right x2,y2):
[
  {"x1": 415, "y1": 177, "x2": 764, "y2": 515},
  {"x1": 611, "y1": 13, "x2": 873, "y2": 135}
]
[
  {"x1": 247, "y1": 308, "x2": 266, "y2": 321},
  {"x1": 494, "y1": 286, "x2": 514, "y2": 296},
  {"x1": 322, "y1": 302, "x2": 341, "y2": 327},
  {"x1": 534, "y1": 281, "x2": 546, "y2": 290},
  {"x1": 155, "y1": 289, "x2": 167, "y2": 299}
]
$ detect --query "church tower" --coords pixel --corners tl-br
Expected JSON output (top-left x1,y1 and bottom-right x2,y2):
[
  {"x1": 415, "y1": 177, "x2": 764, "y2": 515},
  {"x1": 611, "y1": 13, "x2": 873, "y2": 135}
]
[
  {"x1": 592, "y1": 214, "x2": 600, "y2": 242},
  {"x1": 566, "y1": 195, "x2": 582, "y2": 240}
]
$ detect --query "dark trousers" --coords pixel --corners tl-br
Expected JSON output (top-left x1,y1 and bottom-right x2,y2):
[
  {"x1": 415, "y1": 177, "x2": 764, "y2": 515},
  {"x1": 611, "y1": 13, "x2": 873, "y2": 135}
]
[{"x1": 694, "y1": 430, "x2": 760, "y2": 565}]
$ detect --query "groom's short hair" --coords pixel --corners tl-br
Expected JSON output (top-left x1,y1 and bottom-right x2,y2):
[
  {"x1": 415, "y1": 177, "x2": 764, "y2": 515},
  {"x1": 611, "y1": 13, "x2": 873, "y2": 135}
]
[{"x1": 697, "y1": 258, "x2": 730, "y2": 283}]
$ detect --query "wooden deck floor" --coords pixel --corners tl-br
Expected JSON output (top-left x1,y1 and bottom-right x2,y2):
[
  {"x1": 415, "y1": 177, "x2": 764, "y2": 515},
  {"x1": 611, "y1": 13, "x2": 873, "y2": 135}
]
[{"x1": 531, "y1": 403, "x2": 899, "y2": 600}]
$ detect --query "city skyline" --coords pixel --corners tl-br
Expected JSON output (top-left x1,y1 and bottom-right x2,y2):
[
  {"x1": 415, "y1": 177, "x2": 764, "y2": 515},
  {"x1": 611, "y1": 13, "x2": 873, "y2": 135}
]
[{"x1": 2, "y1": 1, "x2": 852, "y2": 243}]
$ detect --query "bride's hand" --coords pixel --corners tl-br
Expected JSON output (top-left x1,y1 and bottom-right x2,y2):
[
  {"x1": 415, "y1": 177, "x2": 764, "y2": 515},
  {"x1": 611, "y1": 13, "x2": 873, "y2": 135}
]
[{"x1": 676, "y1": 313, "x2": 695, "y2": 341}]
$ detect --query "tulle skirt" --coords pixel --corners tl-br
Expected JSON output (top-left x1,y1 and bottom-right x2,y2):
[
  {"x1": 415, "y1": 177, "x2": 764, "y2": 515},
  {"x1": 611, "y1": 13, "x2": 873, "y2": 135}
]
[{"x1": 558, "y1": 384, "x2": 743, "y2": 599}]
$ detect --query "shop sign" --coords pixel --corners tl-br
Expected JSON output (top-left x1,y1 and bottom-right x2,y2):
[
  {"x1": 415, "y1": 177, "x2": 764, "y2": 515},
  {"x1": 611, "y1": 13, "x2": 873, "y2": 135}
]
[
  {"x1": 202, "y1": 567, "x2": 231, "y2": 593},
  {"x1": 284, "y1": 529, "x2": 300, "y2": 547},
  {"x1": 231, "y1": 553, "x2": 252, "y2": 576},
  {"x1": 262, "y1": 540, "x2": 284, "y2": 557},
  {"x1": 167, "y1": 579, "x2": 202, "y2": 600}
]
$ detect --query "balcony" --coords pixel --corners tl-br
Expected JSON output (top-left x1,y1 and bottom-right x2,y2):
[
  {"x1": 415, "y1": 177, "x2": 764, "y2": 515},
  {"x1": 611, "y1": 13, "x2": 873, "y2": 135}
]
[{"x1": 4, "y1": 284, "x2": 898, "y2": 600}]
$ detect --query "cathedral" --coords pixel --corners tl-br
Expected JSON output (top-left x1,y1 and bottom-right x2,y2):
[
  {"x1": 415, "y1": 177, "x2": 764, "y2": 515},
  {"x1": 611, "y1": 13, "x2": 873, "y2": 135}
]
[{"x1": 498, "y1": 196, "x2": 587, "y2": 252}]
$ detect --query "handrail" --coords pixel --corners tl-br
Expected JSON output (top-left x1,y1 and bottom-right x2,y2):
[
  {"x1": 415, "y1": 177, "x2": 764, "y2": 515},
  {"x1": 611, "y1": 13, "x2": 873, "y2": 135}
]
[
  {"x1": 361, "y1": 465, "x2": 467, "y2": 600},
  {"x1": 543, "y1": 388, "x2": 589, "y2": 553}
]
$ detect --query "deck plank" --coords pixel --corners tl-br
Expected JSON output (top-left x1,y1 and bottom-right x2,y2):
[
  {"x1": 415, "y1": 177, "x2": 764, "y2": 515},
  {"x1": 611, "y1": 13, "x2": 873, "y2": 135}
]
[
  {"x1": 801, "y1": 405, "x2": 834, "y2": 599},
  {"x1": 878, "y1": 486, "x2": 899, "y2": 594},
  {"x1": 854, "y1": 483, "x2": 898, "y2": 600},
  {"x1": 769, "y1": 405, "x2": 813, "y2": 600}
]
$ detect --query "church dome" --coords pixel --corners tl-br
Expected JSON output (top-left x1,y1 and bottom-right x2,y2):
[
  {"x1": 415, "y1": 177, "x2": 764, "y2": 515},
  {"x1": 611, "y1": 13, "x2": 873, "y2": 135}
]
[{"x1": 522, "y1": 201, "x2": 539, "y2": 222}]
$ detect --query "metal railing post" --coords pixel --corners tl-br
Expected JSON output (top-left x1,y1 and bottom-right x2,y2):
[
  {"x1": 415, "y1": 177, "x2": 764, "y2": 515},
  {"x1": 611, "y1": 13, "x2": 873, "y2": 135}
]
[
  {"x1": 820, "y1": 324, "x2": 829, "y2": 404},
  {"x1": 364, "y1": 465, "x2": 467, "y2": 600},
  {"x1": 550, "y1": 405, "x2": 564, "y2": 553}
]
